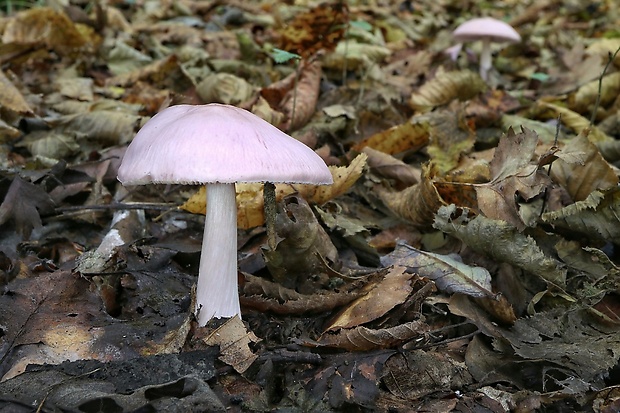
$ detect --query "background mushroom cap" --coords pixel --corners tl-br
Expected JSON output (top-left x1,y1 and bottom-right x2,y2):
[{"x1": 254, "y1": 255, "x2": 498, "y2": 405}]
[
  {"x1": 118, "y1": 104, "x2": 333, "y2": 185},
  {"x1": 452, "y1": 17, "x2": 521, "y2": 43}
]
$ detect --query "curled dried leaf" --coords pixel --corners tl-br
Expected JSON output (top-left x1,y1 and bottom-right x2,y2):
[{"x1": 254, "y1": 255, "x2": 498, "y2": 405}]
[
  {"x1": 196, "y1": 73, "x2": 256, "y2": 105},
  {"x1": 300, "y1": 320, "x2": 427, "y2": 351},
  {"x1": 409, "y1": 69, "x2": 486, "y2": 112},
  {"x1": 377, "y1": 167, "x2": 446, "y2": 229},
  {"x1": 0, "y1": 70, "x2": 33, "y2": 114}
]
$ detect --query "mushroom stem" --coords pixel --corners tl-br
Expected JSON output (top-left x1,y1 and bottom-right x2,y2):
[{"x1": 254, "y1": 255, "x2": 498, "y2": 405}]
[
  {"x1": 195, "y1": 182, "x2": 240, "y2": 325},
  {"x1": 479, "y1": 37, "x2": 492, "y2": 81}
]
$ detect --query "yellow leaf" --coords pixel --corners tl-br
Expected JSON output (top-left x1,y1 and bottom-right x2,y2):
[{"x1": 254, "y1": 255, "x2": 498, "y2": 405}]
[
  {"x1": 181, "y1": 153, "x2": 368, "y2": 229},
  {"x1": 352, "y1": 120, "x2": 430, "y2": 154},
  {"x1": 0, "y1": 70, "x2": 33, "y2": 114},
  {"x1": 409, "y1": 68, "x2": 486, "y2": 112},
  {"x1": 538, "y1": 101, "x2": 612, "y2": 143}
]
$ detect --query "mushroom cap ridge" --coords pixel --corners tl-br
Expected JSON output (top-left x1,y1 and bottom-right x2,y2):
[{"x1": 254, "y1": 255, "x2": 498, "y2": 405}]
[
  {"x1": 453, "y1": 17, "x2": 521, "y2": 43},
  {"x1": 118, "y1": 104, "x2": 334, "y2": 186}
]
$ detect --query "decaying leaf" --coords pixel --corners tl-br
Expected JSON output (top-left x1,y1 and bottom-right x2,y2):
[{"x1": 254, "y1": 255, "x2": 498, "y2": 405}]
[
  {"x1": 16, "y1": 131, "x2": 80, "y2": 160},
  {"x1": 1, "y1": 7, "x2": 96, "y2": 56},
  {"x1": 324, "y1": 266, "x2": 413, "y2": 331},
  {"x1": 241, "y1": 272, "x2": 366, "y2": 315},
  {"x1": 571, "y1": 72, "x2": 620, "y2": 116},
  {"x1": 474, "y1": 127, "x2": 552, "y2": 230},
  {"x1": 550, "y1": 131, "x2": 618, "y2": 201},
  {"x1": 542, "y1": 188, "x2": 620, "y2": 245},
  {"x1": 382, "y1": 243, "x2": 495, "y2": 298},
  {"x1": 434, "y1": 204, "x2": 567, "y2": 287},
  {"x1": 263, "y1": 195, "x2": 338, "y2": 288},
  {"x1": 0, "y1": 69, "x2": 33, "y2": 114},
  {"x1": 276, "y1": 2, "x2": 348, "y2": 59},
  {"x1": 301, "y1": 320, "x2": 427, "y2": 351},
  {"x1": 362, "y1": 147, "x2": 420, "y2": 187},
  {"x1": 281, "y1": 59, "x2": 322, "y2": 131},
  {"x1": 321, "y1": 40, "x2": 391, "y2": 71},
  {"x1": 54, "y1": 110, "x2": 142, "y2": 145},
  {"x1": 426, "y1": 107, "x2": 477, "y2": 175},
  {"x1": 376, "y1": 165, "x2": 446, "y2": 229},
  {"x1": 196, "y1": 73, "x2": 256, "y2": 105},
  {"x1": 0, "y1": 176, "x2": 55, "y2": 239},
  {"x1": 352, "y1": 118, "x2": 430, "y2": 154},
  {"x1": 538, "y1": 101, "x2": 612, "y2": 143},
  {"x1": 383, "y1": 349, "x2": 473, "y2": 401},
  {"x1": 182, "y1": 153, "x2": 367, "y2": 229},
  {"x1": 202, "y1": 316, "x2": 260, "y2": 374},
  {"x1": 106, "y1": 54, "x2": 193, "y2": 93},
  {"x1": 409, "y1": 68, "x2": 486, "y2": 112}
]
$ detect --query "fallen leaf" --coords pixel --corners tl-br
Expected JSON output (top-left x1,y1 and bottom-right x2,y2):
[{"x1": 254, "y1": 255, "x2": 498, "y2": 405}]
[
  {"x1": 542, "y1": 188, "x2": 620, "y2": 245},
  {"x1": 549, "y1": 131, "x2": 618, "y2": 201},
  {"x1": 202, "y1": 316, "x2": 260, "y2": 374},
  {"x1": 276, "y1": 2, "x2": 348, "y2": 59},
  {"x1": 382, "y1": 243, "x2": 496, "y2": 299},
  {"x1": 324, "y1": 266, "x2": 413, "y2": 331},
  {"x1": 474, "y1": 128, "x2": 552, "y2": 230},
  {"x1": 0, "y1": 69, "x2": 33, "y2": 114},
  {"x1": 302, "y1": 320, "x2": 427, "y2": 351},
  {"x1": 434, "y1": 204, "x2": 567, "y2": 287},
  {"x1": 0, "y1": 176, "x2": 55, "y2": 239},
  {"x1": 409, "y1": 68, "x2": 486, "y2": 112},
  {"x1": 182, "y1": 153, "x2": 367, "y2": 229}
]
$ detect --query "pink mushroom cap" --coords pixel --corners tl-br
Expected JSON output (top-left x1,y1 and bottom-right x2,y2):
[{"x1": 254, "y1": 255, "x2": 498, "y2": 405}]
[
  {"x1": 118, "y1": 104, "x2": 333, "y2": 186},
  {"x1": 452, "y1": 17, "x2": 521, "y2": 44}
]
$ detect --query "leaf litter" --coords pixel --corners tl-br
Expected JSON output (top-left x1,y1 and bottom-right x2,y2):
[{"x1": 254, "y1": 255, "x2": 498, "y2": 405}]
[{"x1": 0, "y1": 0, "x2": 620, "y2": 411}]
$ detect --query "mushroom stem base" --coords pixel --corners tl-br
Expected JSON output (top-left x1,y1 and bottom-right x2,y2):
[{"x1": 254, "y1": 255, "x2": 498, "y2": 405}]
[{"x1": 195, "y1": 183, "x2": 240, "y2": 325}]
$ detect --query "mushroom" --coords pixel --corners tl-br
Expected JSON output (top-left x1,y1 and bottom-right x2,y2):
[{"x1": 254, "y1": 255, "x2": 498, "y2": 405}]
[
  {"x1": 117, "y1": 104, "x2": 333, "y2": 326},
  {"x1": 452, "y1": 17, "x2": 521, "y2": 81}
]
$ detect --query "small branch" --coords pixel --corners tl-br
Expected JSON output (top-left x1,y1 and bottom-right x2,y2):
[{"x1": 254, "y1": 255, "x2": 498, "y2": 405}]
[
  {"x1": 590, "y1": 46, "x2": 620, "y2": 126},
  {"x1": 55, "y1": 202, "x2": 178, "y2": 214}
]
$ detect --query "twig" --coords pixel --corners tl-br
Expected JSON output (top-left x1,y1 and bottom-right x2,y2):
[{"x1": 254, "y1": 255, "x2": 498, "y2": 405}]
[
  {"x1": 590, "y1": 46, "x2": 620, "y2": 126},
  {"x1": 55, "y1": 202, "x2": 177, "y2": 213}
]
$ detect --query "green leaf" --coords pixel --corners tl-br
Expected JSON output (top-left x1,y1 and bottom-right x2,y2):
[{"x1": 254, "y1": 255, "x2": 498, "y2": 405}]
[
  {"x1": 349, "y1": 20, "x2": 373, "y2": 32},
  {"x1": 270, "y1": 48, "x2": 301, "y2": 64}
]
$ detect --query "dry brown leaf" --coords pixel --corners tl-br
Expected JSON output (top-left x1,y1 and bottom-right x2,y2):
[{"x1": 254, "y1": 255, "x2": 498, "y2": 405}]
[
  {"x1": 324, "y1": 266, "x2": 413, "y2": 332},
  {"x1": 262, "y1": 194, "x2": 338, "y2": 288},
  {"x1": 241, "y1": 273, "x2": 365, "y2": 315},
  {"x1": 550, "y1": 131, "x2": 618, "y2": 201},
  {"x1": 181, "y1": 153, "x2": 367, "y2": 229},
  {"x1": 0, "y1": 69, "x2": 33, "y2": 114},
  {"x1": 1, "y1": 7, "x2": 94, "y2": 56},
  {"x1": 362, "y1": 147, "x2": 420, "y2": 187},
  {"x1": 202, "y1": 316, "x2": 260, "y2": 374},
  {"x1": 276, "y1": 2, "x2": 348, "y2": 59},
  {"x1": 426, "y1": 107, "x2": 477, "y2": 175},
  {"x1": 474, "y1": 128, "x2": 552, "y2": 230},
  {"x1": 55, "y1": 110, "x2": 142, "y2": 145},
  {"x1": 376, "y1": 165, "x2": 447, "y2": 229},
  {"x1": 409, "y1": 68, "x2": 486, "y2": 112},
  {"x1": 0, "y1": 176, "x2": 55, "y2": 239},
  {"x1": 351, "y1": 120, "x2": 430, "y2": 154},
  {"x1": 301, "y1": 320, "x2": 427, "y2": 351},
  {"x1": 435, "y1": 204, "x2": 567, "y2": 287},
  {"x1": 283, "y1": 60, "x2": 322, "y2": 131},
  {"x1": 106, "y1": 54, "x2": 193, "y2": 92}
]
